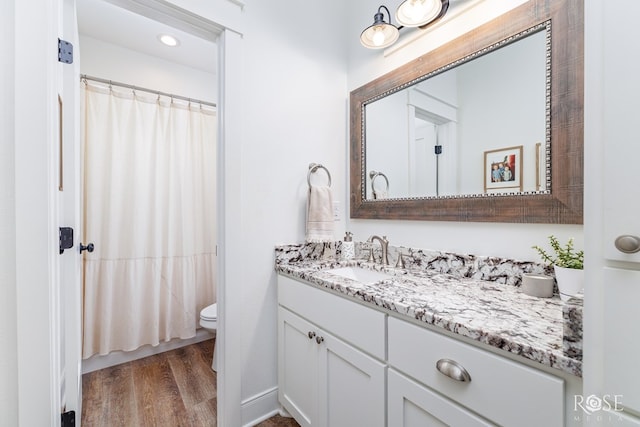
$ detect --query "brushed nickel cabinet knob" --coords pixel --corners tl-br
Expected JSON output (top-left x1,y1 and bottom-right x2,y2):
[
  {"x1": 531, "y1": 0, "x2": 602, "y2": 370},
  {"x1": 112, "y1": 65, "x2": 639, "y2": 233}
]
[{"x1": 615, "y1": 235, "x2": 640, "y2": 254}]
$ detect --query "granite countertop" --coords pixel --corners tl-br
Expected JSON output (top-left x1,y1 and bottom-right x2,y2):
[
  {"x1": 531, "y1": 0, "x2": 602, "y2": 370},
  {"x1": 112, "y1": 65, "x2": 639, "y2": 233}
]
[{"x1": 275, "y1": 255, "x2": 583, "y2": 377}]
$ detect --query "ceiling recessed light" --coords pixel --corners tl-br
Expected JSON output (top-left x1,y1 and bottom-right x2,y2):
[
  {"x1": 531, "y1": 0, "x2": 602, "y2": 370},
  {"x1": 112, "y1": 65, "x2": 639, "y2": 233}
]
[{"x1": 158, "y1": 34, "x2": 180, "y2": 47}]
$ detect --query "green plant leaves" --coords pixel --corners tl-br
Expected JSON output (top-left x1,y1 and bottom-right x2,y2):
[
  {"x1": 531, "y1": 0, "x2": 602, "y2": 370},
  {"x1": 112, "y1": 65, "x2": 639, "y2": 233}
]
[{"x1": 532, "y1": 235, "x2": 584, "y2": 269}]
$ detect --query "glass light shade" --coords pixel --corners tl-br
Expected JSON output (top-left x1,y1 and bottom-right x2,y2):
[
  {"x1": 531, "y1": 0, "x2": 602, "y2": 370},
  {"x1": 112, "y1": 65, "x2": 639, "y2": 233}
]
[
  {"x1": 395, "y1": 0, "x2": 443, "y2": 27},
  {"x1": 360, "y1": 23, "x2": 400, "y2": 49}
]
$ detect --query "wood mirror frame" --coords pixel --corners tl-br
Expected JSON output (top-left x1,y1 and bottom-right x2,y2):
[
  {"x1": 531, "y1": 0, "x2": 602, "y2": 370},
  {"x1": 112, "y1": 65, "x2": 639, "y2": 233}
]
[{"x1": 350, "y1": 0, "x2": 583, "y2": 223}]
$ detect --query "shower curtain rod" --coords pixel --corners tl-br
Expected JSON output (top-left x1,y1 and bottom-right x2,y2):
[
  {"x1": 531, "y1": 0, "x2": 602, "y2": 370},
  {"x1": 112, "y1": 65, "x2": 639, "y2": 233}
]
[{"x1": 80, "y1": 74, "x2": 217, "y2": 108}]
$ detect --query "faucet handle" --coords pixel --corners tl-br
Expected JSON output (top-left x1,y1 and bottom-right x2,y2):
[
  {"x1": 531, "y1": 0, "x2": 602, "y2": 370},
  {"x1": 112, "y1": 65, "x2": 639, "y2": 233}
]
[
  {"x1": 395, "y1": 252, "x2": 406, "y2": 269},
  {"x1": 367, "y1": 247, "x2": 376, "y2": 263},
  {"x1": 359, "y1": 241, "x2": 376, "y2": 262}
]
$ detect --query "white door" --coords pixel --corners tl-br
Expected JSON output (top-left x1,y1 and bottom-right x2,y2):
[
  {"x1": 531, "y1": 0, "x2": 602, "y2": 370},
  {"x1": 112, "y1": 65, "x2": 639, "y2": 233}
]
[
  {"x1": 59, "y1": 0, "x2": 83, "y2": 422},
  {"x1": 409, "y1": 119, "x2": 436, "y2": 197},
  {"x1": 317, "y1": 330, "x2": 386, "y2": 427},
  {"x1": 278, "y1": 307, "x2": 318, "y2": 427},
  {"x1": 600, "y1": 0, "x2": 640, "y2": 420},
  {"x1": 13, "y1": 0, "x2": 82, "y2": 425},
  {"x1": 585, "y1": 0, "x2": 640, "y2": 424}
]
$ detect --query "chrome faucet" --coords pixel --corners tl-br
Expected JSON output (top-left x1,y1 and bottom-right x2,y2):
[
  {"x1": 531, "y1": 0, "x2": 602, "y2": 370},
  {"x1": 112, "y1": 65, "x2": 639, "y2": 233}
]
[{"x1": 367, "y1": 235, "x2": 390, "y2": 266}]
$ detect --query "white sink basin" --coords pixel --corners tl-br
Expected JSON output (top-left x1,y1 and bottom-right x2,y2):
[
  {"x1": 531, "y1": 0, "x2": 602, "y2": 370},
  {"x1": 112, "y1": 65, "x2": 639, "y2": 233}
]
[{"x1": 325, "y1": 267, "x2": 392, "y2": 285}]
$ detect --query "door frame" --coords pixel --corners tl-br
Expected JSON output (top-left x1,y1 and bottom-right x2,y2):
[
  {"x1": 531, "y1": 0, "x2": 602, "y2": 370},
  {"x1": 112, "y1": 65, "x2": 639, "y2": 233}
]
[
  {"x1": 14, "y1": 0, "x2": 245, "y2": 425},
  {"x1": 14, "y1": 0, "x2": 64, "y2": 424},
  {"x1": 60, "y1": 0, "x2": 83, "y2": 420}
]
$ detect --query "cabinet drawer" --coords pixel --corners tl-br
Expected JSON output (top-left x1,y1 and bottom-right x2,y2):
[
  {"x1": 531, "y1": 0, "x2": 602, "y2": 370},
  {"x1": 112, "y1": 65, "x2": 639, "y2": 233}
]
[
  {"x1": 389, "y1": 368, "x2": 494, "y2": 427},
  {"x1": 278, "y1": 275, "x2": 386, "y2": 360},
  {"x1": 388, "y1": 316, "x2": 564, "y2": 427}
]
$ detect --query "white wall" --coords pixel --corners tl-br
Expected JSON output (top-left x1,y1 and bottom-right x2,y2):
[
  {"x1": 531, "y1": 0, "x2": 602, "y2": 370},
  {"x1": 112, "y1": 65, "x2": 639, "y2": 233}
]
[
  {"x1": 366, "y1": 92, "x2": 410, "y2": 198},
  {"x1": 234, "y1": 0, "x2": 348, "y2": 415},
  {"x1": 162, "y1": 0, "x2": 349, "y2": 423},
  {"x1": 0, "y1": 0, "x2": 18, "y2": 424},
  {"x1": 78, "y1": 35, "x2": 217, "y2": 103},
  {"x1": 345, "y1": 0, "x2": 583, "y2": 261}
]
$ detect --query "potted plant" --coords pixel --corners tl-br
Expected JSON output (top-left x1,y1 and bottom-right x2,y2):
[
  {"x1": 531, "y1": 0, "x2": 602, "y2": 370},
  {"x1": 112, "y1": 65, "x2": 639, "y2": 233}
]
[{"x1": 532, "y1": 235, "x2": 584, "y2": 301}]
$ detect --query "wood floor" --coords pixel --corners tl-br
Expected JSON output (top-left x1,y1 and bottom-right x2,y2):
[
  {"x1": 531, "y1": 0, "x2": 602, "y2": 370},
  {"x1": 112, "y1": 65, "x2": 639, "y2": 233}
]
[{"x1": 82, "y1": 339, "x2": 299, "y2": 427}]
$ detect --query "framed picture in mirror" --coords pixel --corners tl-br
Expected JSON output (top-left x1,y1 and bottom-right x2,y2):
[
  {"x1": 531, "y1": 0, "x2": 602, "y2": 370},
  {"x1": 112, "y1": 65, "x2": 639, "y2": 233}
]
[{"x1": 484, "y1": 145, "x2": 523, "y2": 193}]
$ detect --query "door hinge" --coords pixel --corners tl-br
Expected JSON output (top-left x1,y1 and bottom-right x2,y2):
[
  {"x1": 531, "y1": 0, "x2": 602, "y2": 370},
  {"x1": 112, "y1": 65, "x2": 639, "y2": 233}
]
[
  {"x1": 58, "y1": 38, "x2": 73, "y2": 64},
  {"x1": 59, "y1": 227, "x2": 74, "y2": 254},
  {"x1": 61, "y1": 411, "x2": 75, "y2": 427}
]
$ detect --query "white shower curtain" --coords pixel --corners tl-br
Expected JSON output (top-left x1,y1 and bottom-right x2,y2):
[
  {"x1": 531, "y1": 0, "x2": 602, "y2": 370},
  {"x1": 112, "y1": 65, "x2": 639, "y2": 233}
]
[{"x1": 82, "y1": 82, "x2": 216, "y2": 358}]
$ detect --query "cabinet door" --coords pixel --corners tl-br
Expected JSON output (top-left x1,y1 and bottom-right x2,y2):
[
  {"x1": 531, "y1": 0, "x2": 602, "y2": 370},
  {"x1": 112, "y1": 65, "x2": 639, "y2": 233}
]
[
  {"x1": 278, "y1": 307, "x2": 318, "y2": 427},
  {"x1": 602, "y1": 0, "x2": 640, "y2": 264},
  {"x1": 596, "y1": 0, "x2": 640, "y2": 422},
  {"x1": 317, "y1": 329, "x2": 386, "y2": 427},
  {"x1": 603, "y1": 268, "x2": 640, "y2": 416},
  {"x1": 388, "y1": 369, "x2": 494, "y2": 427}
]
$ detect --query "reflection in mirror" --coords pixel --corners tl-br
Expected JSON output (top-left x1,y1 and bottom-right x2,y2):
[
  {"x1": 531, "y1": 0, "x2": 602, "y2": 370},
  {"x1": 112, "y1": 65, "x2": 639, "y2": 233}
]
[{"x1": 364, "y1": 25, "x2": 549, "y2": 200}]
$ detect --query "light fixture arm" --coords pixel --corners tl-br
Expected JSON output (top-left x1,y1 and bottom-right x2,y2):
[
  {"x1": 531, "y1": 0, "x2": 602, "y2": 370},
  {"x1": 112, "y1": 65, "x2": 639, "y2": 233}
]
[
  {"x1": 375, "y1": 5, "x2": 392, "y2": 25},
  {"x1": 376, "y1": 5, "x2": 405, "y2": 31}
]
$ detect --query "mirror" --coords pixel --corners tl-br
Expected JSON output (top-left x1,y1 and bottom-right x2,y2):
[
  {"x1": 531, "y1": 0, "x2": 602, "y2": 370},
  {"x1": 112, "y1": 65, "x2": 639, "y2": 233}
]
[
  {"x1": 350, "y1": 0, "x2": 583, "y2": 223},
  {"x1": 366, "y1": 28, "x2": 548, "y2": 199}
]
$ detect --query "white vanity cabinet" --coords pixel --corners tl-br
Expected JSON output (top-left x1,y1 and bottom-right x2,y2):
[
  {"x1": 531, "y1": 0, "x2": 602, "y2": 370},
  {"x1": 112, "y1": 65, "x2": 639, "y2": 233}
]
[
  {"x1": 277, "y1": 275, "x2": 386, "y2": 427},
  {"x1": 277, "y1": 274, "x2": 572, "y2": 427},
  {"x1": 388, "y1": 368, "x2": 494, "y2": 426},
  {"x1": 277, "y1": 308, "x2": 318, "y2": 427},
  {"x1": 388, "y1": 317, "x2": 564, "y2": 427}
]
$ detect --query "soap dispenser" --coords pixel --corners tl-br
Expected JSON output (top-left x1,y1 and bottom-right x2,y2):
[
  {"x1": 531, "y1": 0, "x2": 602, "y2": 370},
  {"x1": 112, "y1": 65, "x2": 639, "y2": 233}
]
[{"x1": 341, "y1": 232, "x2": 355, "y2": 260}]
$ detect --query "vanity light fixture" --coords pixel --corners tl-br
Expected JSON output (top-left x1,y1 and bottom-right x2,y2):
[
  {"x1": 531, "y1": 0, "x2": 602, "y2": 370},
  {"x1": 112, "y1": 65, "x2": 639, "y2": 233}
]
[
  {"x1": 158, "y1": 34, "x2": 180, "y2": 47},
  {"x1": 360, "y1": 5, "x2": 399, "y2": 49},
  {"x1": 396, "y1": 0, "x2": 449, "y2": 27},
  {"x1": 360, "y1": 0, "x2": 449, "y2": 49}
]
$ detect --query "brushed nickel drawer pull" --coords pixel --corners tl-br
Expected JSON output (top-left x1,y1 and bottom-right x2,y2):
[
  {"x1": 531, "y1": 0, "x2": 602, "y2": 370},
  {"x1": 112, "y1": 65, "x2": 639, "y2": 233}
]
[
  {"x1": 436, "y1": 358, "x2": 471, "y2": 382},
  {"x1": 615, "y1": 235, "x2": 640, "y2": 254}
]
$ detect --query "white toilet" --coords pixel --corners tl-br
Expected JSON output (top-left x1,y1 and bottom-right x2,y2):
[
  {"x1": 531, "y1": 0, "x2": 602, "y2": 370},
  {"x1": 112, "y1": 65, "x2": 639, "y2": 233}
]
[{"x1": 199, "y1": 303, "x2": 218, "y2": 371}]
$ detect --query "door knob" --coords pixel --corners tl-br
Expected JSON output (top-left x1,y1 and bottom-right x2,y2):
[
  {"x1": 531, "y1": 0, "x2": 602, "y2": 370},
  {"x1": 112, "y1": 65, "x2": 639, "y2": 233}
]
[
  {"x1": 614, "y1": 235, "x2": 640, "y2": 254},
  {"x1": 80, "y1": 243, "x2": 95, "y2": 253}
]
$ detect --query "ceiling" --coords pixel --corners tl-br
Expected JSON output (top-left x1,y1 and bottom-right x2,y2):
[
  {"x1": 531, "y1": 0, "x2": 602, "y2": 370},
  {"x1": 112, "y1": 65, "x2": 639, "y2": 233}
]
[{"x1": 76, "y1": 0, "x2": 217, "y2": 74}]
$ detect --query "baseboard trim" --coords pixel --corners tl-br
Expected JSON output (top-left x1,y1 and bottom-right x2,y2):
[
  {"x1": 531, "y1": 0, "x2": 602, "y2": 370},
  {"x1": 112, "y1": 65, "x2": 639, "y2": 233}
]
[
  {"x1": 241, "y1": 386, "x2": 279, "y2": 427},
  {"x1": 278, "y1": 407, "x2": 292, "y2": 418},
  {"x1": 81, "y1": 329, "x2": 214, "y2": 373}
]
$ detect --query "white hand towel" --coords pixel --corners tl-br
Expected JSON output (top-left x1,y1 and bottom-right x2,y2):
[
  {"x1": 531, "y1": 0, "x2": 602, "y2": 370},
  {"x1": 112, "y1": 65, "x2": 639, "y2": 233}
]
[{"x1": 305, "y1": 185, "x2": 334, "y2": 243}]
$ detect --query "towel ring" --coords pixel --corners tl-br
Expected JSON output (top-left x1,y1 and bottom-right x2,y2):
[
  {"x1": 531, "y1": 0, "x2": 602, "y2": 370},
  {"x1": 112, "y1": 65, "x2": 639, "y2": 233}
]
[
  {"x1": 308, "y1": 163, "x2": 332, "y2": 188},
  {"x1": 369, "y1": 170, "x2": 389, "y2": 196}
]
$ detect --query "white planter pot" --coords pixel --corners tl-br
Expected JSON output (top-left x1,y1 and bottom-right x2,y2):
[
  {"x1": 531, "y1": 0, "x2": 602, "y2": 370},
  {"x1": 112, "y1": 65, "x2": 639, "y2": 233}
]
[{"x1": 553, "y1": 265, "x2": 584, "y2": 301}]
